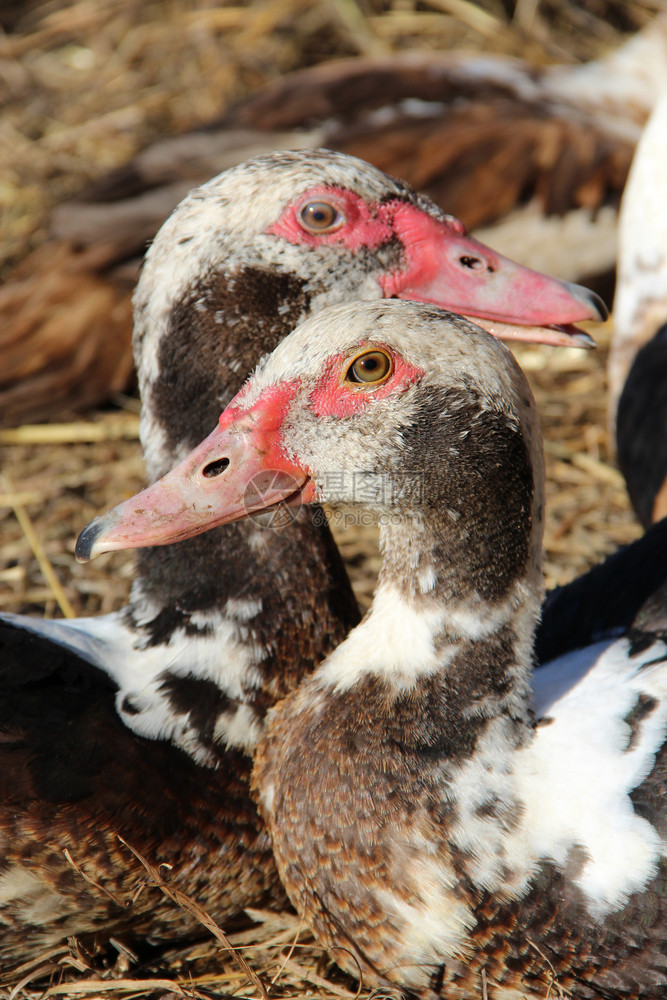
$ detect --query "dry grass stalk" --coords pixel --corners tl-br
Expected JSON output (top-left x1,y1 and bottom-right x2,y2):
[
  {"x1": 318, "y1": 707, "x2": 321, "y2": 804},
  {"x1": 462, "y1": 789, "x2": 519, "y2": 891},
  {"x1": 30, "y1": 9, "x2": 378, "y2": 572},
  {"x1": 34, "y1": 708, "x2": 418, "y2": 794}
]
[
  {"x1": 0, "y1": 416, "x2": 140, "y2": 445},
  {"x1": 0, "y1": 472, "x2": 76, "y2": 617},
  {"x1": 117, "y1": 838, "x2": 270, "y2": 1000},
  {"x1": 41, "y1": 977, "x2": 208, "y2": 998},
  {"x1": 280, "y1": 957, "x2": 359, "y2": 998}
]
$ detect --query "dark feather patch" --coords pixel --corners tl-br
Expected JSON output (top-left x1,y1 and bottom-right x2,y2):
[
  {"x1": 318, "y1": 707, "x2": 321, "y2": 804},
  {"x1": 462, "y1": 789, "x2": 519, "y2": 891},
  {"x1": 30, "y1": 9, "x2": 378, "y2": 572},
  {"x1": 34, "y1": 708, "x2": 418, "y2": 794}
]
[
  {"x1": 535, "y1": 517, "x2": 667, "y2": 666},
  {"x1": 152, "y1": 266, "x2": 311, "y2": 456},
  {"x1": 616, "y1": 323, "x2": 667, "y2": 528},
  {"x1": 387, "y1": 385, "x2": 533, "y2": 602},
  {"x1": 623, "y1": 693, "x2": 659, "y2": 752},
  {"x1": 158, "y1": 671, "x2": 245, "y2": 745}
]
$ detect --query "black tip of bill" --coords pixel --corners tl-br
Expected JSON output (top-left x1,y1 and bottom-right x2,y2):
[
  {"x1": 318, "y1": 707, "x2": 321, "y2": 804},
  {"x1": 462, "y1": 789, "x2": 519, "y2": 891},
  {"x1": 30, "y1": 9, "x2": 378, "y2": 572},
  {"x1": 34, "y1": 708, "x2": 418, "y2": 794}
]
[
  {"x1": 585, "y1": 288, "x2": 609, "y2": 323},
  {"x1": 570, "y1": 328, "x2": 598, "y2": 350},
  {"x1": 75, "y1": 518, "x2": 104, "y2": 563}
]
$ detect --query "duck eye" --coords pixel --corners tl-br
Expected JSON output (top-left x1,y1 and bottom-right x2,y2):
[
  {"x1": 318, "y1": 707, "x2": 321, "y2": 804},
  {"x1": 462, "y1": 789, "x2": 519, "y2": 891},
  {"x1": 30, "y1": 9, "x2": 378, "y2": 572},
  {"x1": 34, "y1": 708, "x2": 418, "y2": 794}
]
[
  {"x1": 345, "y1": 350, "x2": 393, "y2": 386},
  {"x1": 299, "y1": 201, "x2": 342, "y2": 233}
]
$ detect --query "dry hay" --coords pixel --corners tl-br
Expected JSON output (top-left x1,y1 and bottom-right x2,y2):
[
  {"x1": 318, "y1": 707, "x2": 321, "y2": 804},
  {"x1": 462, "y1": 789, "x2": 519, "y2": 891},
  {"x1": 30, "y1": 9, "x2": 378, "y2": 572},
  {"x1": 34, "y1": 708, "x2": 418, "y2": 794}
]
[{"x1": 0, "y1": 0, "x2": 654, "y2": 997}]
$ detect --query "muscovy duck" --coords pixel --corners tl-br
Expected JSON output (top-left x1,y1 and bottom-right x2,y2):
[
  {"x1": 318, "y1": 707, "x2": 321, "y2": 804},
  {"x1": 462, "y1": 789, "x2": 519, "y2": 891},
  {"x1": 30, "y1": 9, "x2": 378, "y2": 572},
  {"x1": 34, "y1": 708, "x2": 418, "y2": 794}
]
[{"x1": 81, "y1": 297, "x2": 666, "y2": 999}]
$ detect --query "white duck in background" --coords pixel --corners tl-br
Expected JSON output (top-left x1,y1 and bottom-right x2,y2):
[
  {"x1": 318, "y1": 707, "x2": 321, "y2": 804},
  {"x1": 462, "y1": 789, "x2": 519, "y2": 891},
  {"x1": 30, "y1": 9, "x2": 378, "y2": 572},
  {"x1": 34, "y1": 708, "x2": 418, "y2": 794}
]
[
  {"x1": 79, "y1": 298, "x2": 667, "y2": 1000},
  {"x1": 0, "y1": 151, "x2": 602, "y2": 965},
  {"x1": 611, "y1": 87, "x2": 667, "y2": 527}
]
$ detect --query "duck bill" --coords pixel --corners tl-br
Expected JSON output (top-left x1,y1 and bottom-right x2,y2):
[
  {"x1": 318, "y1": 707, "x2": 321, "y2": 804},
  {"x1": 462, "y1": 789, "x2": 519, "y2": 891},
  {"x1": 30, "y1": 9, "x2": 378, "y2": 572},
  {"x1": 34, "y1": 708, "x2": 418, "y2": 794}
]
[
  {"x1": 383, "y1": 204, "x2": 606, "y2": 347},
  {"x1": 75, "y1": 401, "x2": 313, "y2": 562},
  {"x1": 466, "y1": 317, "x2": 597, "y2": 350}
]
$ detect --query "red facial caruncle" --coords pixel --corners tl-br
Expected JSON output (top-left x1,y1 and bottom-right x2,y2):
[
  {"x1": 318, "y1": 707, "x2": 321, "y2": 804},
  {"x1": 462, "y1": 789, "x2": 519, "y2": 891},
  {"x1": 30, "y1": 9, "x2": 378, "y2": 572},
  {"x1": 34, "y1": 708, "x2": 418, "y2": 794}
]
[
  {"x1": 216, "y1": 378, "x2": 301, "y2": 470},
  {"x1": 266, "y1": 183, "x2": 605, "y2": 346},
  {"x1": 266, "y1": 184, "x2": 396, "y2": 251},
  {"x1": 309, "y1": 344, "x2": 425, "y2": 419}
]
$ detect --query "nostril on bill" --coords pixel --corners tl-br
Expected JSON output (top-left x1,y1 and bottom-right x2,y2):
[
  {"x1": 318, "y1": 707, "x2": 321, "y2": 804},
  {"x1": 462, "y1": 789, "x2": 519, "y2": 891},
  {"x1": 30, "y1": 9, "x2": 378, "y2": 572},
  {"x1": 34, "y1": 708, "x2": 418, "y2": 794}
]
[
  {"x1": 459, "y1": 255, "x2": 486, "y2": 271},
  {"x1": 203, "y1": 457, "x2": 230, "y2": 478}
]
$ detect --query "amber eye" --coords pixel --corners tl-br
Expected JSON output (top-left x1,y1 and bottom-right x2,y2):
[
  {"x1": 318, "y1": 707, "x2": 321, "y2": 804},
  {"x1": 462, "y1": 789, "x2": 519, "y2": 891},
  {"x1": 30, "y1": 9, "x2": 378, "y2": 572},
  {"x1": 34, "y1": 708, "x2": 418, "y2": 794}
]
[
  {"x1": 345, "y1": 349, "x2": 393, "y2": 386},
  {"x1": 299, "y1": 201, "x2": 342, "y2": 233}
]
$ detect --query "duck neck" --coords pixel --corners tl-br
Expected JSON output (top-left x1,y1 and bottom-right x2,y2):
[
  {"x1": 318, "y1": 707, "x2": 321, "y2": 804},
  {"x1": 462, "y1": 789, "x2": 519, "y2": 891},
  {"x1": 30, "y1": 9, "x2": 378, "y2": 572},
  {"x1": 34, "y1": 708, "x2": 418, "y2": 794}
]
[
  {"x1": 126, "y1": 260, "x2": 359, "y2": 712},
  {"x1": 318, "y1": 384, "x2": 545, "y2": 745}
]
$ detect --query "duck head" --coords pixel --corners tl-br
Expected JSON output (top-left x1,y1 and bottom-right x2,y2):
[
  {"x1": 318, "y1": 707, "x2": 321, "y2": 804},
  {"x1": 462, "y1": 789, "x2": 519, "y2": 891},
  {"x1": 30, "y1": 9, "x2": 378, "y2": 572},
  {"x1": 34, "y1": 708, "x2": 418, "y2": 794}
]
[
  {"x1": 135, "y1": 150, "x2": 603, "y2": 482},
  {"x1": 78, "y1": 297, "x2": 544, "y2": 603}
]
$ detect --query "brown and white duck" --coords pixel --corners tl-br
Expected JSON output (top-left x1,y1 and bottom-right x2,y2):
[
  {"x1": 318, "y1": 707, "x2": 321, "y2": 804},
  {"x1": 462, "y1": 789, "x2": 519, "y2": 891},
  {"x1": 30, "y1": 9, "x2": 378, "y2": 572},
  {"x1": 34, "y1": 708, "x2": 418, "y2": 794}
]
[
  {"x1": 80, "y1": 298, "x2": 667, "y2": 999},
  {"x1": 0, "y1": 150, "x2": 603, "y2": 965},
  {"x1": 610, "y1": 88, "x2": 667, "y2": 527},
  {"x1": 4, "y1": 14, "x2": 667, "y2": 423}
]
